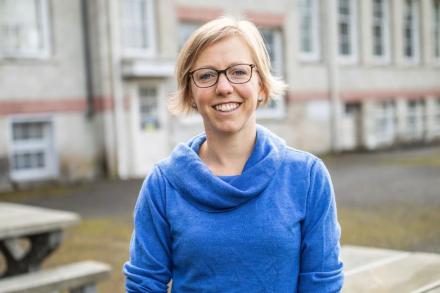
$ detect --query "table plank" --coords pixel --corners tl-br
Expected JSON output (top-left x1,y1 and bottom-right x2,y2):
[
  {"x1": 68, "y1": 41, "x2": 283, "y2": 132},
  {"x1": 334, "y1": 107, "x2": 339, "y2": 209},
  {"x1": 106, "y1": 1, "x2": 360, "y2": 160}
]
[{"x1": 0, "y1": 203, "x2": 80, "y2": 240}]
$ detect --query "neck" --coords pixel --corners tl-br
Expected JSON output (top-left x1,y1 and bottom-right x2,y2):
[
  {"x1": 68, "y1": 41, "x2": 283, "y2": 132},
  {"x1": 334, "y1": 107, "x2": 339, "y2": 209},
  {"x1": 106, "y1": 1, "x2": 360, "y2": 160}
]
[{"x1": 200, "y1": 124, "x2": 257, "y2": 176}]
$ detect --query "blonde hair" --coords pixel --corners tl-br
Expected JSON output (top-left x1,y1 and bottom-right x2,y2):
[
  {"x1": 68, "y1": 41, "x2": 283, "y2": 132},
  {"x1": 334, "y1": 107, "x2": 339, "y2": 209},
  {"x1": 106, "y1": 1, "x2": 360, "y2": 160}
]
[{"x1": 169, "y1": 16, "x2": 287, "y2": 115}]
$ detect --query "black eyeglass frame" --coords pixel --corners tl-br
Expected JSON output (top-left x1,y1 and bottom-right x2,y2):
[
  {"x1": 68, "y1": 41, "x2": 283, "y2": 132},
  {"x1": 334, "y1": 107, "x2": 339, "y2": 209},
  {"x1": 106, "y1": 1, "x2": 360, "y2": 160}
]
[{"x1": 189, "y1": 64, "x2": 257, "y2": 88}]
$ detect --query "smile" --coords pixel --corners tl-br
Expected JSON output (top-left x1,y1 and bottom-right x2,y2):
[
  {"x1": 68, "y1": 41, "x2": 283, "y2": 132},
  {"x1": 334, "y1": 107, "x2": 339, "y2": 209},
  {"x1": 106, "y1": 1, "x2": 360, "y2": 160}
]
[{"x1": 213, "y1": 102, "x2": 241, "y2": 112}]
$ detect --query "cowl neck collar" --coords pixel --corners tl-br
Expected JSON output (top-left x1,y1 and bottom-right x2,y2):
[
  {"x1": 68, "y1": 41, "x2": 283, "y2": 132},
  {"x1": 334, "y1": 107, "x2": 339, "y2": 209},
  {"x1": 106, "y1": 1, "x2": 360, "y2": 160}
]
[{"x1": 158, "y1": 125, "x2": 286, "y2": 212}]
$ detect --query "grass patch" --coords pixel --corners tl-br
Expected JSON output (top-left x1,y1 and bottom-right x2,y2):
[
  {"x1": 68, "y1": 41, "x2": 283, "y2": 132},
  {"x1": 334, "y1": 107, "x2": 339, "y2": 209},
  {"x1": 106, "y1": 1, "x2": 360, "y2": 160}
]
[
  {"x1": 339, "y1": 203, "x2": 440, "y2": 253},
  {"x1": 44, "y1": 218, "x2": 133, "y2": 292},
  {"x1": 0, "y1": 184, "x2": 83, "y2": 203}
]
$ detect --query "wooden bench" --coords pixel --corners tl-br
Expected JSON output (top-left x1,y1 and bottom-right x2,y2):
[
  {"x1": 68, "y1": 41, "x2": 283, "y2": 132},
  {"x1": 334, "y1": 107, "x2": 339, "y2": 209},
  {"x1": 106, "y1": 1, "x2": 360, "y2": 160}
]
[{"x1": 0, "y1": 260, "x2": 111, "y2": 293}]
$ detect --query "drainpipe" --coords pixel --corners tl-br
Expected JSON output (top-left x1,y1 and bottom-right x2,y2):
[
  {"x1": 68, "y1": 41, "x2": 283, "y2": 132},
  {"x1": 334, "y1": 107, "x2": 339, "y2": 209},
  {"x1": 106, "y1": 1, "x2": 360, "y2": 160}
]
[
  {"x1": 107, "y1": 0, "x2": 129, "y2": 179},
  {"x1": 325, "y1": 0, "x2": 342, "y2": 152},
  {"x1": 80, "y1": 0, "x2": 94, "y2": 118}
]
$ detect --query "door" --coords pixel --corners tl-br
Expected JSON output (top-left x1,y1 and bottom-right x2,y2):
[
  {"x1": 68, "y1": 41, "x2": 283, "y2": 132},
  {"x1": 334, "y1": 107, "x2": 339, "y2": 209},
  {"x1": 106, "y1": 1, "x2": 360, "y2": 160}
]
[{"x1": 129, "y1": 83, "x2": 168, "y2": 177}]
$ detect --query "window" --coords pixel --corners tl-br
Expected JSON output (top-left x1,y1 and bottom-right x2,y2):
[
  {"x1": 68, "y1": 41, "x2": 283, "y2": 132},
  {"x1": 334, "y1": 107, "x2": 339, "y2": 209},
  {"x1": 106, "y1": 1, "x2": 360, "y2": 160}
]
[
  {"x1": 407, "y1": 100, "x2": 425, "y2": 139},
  {"x1": 139, "y1": 87, "x2": 159, "y2": 130},
  {"x1": 298, "y1": 0, "x2": 320, "y2": 61},
  {"x1": 403, "y1": 0, "x2": 420, "y2": 63},
  {"x1": 9, "y1": 118, "x2": 57, "y2": 181},
  {"x1": 338, "y1": 0, "x2": 358, "y2": 63},
  {"x1": 434, "y1": 98, "x2": 440, "y2": 132},
  {"x1": 178, "y1": 22, "x2": 200, "y2": 50},
  {"x1": 433, "y1": 0, "x2": 440, "y2": 61},
  {"x1": 372, "y1": 0, "x2": 390, "y2": 63},
  {"x1": 375, "y1": 100, "x2": 395, "y2": 140},
  {"x1": 0, "y1": 0, "x2": 50, "y2": 58},
  {"x1": 121, "y1": 0, "x2": 155, "y2": 56},
  {"x1": 258, "y1": 28, "x2": 285, "y2": 118}
]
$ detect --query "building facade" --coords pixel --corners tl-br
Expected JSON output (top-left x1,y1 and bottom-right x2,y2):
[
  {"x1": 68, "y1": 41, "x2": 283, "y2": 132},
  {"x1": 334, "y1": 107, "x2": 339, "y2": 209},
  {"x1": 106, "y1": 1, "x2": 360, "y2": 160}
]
[{"x1": 0, "y1": 0, "x2": 439, "y2": 189}]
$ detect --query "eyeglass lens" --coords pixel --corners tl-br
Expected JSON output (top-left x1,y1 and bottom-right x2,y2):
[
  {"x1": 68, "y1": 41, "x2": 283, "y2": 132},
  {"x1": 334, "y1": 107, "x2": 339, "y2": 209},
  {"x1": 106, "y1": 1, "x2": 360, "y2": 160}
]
[{"x1": 192, "y1": 64, "x2": 253, "y2": 87}]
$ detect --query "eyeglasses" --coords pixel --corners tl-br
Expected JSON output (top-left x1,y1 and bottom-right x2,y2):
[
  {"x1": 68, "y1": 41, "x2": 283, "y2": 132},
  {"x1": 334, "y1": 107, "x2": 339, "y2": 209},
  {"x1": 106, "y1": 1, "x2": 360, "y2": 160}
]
[{"x1": 189, "y1": 64, "x2": 256, "y2": 88}]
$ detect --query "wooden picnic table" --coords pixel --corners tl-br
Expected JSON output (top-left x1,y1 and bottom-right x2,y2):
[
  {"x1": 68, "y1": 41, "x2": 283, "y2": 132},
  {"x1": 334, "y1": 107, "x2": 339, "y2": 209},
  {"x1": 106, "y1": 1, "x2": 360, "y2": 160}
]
[{"x1": 0, "y1": 202, "x2": 80, "y2": 278}]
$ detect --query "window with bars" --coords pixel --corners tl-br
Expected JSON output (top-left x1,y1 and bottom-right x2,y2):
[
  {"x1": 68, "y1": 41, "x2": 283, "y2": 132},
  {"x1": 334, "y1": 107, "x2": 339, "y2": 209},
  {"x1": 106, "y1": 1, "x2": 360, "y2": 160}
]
[
  {"x1": 298, "y1": 0, "x2": 320, "y2": 61},
  {"x1": 139, "y1": 87, "x2": 159, "y2": 130},
  {"x1": 9, "y1": 119, "x2": 56, "y2": 180},
  {"x1": 121, "y1": 0, "x2": 155, "y2": 56},
  {"x1": 372, "y1": 0, "x2": 390, "y2": 63},
  {"x1": 338, "y1": 0, "x2": 358, "y2": 63},
  {"x1": 0, "y1": 0, "x2": 50, "y2": 58},
  {"x1": 403, "y1": 0, "x2": 420, "y2": 62}
]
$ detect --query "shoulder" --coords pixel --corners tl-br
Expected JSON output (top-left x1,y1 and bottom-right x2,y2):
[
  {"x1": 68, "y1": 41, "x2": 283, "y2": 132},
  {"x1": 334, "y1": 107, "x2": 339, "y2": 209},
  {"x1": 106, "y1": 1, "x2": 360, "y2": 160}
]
[
  {"x1": 283, "y1": 147, "x2": 323, "y2": 173},
  {"x1": 136, "y1": 165, "x2": 168, "y2": 210}
]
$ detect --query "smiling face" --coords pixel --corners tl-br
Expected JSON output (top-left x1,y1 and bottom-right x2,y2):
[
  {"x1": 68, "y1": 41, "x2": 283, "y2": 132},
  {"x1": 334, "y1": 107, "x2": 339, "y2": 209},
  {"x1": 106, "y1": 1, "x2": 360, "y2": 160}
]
[{"x1": 190, "y1": 36, "x2": 261, "y2": 137}]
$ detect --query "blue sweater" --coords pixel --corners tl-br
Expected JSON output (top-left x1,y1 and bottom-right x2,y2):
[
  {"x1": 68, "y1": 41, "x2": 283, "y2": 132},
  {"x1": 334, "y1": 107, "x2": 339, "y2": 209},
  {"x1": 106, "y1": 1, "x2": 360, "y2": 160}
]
[{"x1": 124, "y1": 125, "x2": 344, "y2": 292}]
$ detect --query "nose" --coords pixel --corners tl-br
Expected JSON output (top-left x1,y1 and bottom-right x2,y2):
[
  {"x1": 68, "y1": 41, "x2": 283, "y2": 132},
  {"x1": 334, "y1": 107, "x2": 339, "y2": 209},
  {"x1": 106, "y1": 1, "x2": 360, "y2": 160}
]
[{"x1": 215, "y1": 72, "x2": 233, "y2": 96}]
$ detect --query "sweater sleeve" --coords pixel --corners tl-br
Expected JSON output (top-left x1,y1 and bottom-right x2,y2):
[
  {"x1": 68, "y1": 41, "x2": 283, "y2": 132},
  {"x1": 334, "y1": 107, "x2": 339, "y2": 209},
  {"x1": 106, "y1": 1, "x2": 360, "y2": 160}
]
[
  {"x1": 298, "y1": 159, "x2": 344, "y2": 292},
  {"x1": 124, "y1": 167, "x2": 172, "y2": 293}
]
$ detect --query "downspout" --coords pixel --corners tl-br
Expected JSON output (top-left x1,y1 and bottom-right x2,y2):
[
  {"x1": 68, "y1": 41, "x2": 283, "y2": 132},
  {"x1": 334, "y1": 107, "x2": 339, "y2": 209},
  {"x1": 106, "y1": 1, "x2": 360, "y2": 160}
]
[
  {"x1": 107, "y1": 0, "x2": 129, "y2": 179},
  {"x1": 326, "y1": 0, "x2": 342, "y2": 152},
  {"x1": 80, "y1": 0, "x2": 94, "y2": 118}
]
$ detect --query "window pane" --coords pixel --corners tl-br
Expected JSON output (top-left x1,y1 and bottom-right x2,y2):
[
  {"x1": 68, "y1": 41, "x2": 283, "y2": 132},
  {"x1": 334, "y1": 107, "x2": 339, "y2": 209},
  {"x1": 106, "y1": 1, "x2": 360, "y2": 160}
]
[
  {"x1": 12, "y1": 122, "x2": 45, "y2": 141},
  {"x1": 178, "y1": 22, "x2": 199, "y2": 50},
  {"x1": 372, "y1": 0, "x2": 387, "y2": 57},
  {"x1": 139, "y1": 87, "x2": 159, "y2": 130},
  {"x1": 13, "y1": 151, "x2": 45, "y2": 170},
  {"x1": 404, "y1": 0, "x2": 415, "y2": 58},
  {"x1": 434, "y1": 0, "x2": 440, "y2": 58},
  {"x1": 299, "y1": 0, "x2": 314, "y2": 53},
  {"x1": 0, "y1": 0, "x2": 46, "y2": 55},
  {"x1": 122, "y1": 0, "x2": 152, "y2": 51},
  {"x1": 338, "y1": 0, "x2": 353, "y2": 56}
]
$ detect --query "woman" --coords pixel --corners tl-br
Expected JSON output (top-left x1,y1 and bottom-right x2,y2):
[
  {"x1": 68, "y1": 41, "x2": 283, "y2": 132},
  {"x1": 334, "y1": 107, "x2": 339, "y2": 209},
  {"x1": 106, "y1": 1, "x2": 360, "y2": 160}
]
[{"x1": 124, "y1": 16, "x2": 344, "y2": 292}]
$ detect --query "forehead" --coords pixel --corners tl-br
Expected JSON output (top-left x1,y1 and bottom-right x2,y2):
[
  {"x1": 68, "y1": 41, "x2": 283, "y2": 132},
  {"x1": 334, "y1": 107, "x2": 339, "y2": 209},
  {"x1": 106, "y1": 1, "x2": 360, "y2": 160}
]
[{"x1": 193, "y1": 36, "x2": 255, "y2": 69}]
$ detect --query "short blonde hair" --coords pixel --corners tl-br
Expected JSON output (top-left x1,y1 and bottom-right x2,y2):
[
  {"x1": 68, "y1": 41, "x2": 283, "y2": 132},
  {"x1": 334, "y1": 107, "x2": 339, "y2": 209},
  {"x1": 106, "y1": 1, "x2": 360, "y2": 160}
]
[{"x1": 169, "y1": 16, "x2": 287, "y2": 115}]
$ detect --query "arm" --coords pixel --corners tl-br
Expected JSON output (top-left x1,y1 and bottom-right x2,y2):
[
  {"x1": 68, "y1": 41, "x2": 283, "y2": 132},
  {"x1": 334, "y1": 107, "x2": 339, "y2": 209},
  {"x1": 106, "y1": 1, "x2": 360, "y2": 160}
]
[
  {"x1": 298, "y1": 159, "x2": 344, "y2": 292},
  {"x1": 124, "y1": 167, "x2": 172, "y2": 293}
]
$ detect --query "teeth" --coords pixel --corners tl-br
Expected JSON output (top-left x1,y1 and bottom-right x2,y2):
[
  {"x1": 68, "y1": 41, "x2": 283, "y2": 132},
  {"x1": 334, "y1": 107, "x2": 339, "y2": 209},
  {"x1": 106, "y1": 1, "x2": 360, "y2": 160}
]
[{"x1": 214, "y1": 103, "x2": 240, "y2": 112}]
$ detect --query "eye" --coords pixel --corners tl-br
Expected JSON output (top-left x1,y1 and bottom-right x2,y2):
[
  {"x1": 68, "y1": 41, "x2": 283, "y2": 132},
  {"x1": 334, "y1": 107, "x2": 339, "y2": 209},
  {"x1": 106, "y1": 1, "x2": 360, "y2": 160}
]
[
  {"x1": 196, "y1": 70, "x2": 217, "y2": 81},
  {"x1": 231, "y1": 69, "x2": 247, "y2": 76},
  {"x1": 228, "y1": 66, "x2": 250, "y2": 77}
]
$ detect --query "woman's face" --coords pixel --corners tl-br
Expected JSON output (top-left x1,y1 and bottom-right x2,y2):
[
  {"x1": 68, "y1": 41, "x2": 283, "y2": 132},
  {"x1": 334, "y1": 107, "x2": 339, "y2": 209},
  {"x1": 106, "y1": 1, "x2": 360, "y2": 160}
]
[{"x1": 190, "y1": 36, "x2": 261, "y2": 137}]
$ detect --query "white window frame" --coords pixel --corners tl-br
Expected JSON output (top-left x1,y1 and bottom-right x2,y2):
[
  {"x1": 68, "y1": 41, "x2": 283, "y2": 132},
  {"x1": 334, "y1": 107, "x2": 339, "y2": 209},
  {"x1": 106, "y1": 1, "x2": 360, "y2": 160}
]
[
  {"x1": 371, "y1": 0, "x2": 391, "y2": 64},
  {"x1": 8, "y1": 115, "x2": 58, "y2": 181},
  {"x1": 121, "y1": 0, "x2": 156, "y2": 58},
  {"x1": 402, "y1": 0, "x2": 420, "y2": 64},
  {"x1": 298, "y1": 0, "x2": 321, "y2": 62},
  {"x1": 433, "y1": 0, "x2": 440, "y2": 64},
  {"x1": 0, "y1": 0, "x2": 51, "y2": 58},
  {"x1": 338, "y1": 0, "x2": 358, "y2": 64},
  {"x1": 258, "y1": 27, "x2": 286, "y2": 119}
]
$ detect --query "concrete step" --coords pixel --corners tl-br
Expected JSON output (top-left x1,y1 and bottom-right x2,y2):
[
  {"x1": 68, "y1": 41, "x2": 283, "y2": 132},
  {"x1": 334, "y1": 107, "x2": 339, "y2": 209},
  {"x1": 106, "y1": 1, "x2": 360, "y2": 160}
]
[{"x1": 342, "y1": 245, "x2": 440, "y2": 293}]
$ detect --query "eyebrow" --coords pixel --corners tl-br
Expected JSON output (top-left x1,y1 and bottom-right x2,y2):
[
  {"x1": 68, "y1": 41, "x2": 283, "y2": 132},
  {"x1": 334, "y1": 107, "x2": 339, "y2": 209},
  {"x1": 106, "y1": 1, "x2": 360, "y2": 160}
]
[{"x1": 191, "y1": 62, "x2": 252, "y2": 72}]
